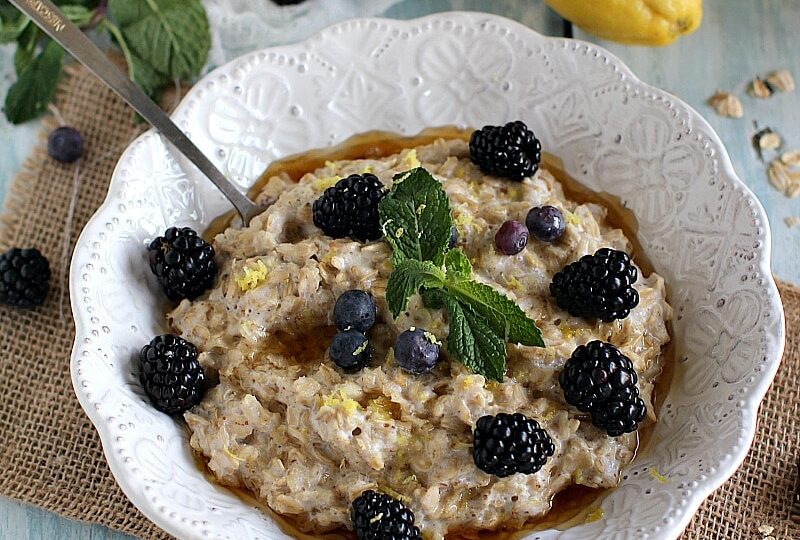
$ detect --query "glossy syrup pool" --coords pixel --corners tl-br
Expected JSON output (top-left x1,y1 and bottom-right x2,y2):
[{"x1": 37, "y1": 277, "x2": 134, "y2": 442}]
[{"x1": 199, "y1": 126, "x2": 676, "y2": 539}]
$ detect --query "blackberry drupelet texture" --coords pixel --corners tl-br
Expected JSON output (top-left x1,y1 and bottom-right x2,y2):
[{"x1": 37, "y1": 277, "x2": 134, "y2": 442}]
[
  {"x1": 351, "y1": 490, "x2": 422, "y2": 540},
  {"x1": 469, "y1": 121, "x2": 542, "y2": 181},
  {"x1": 312, "y1": 173, "x2": 386, "y2": 241},
  {"x1": 472, "y1": 413, "x2": 555, "y2": 477},
  {"x1": 0, "y1": 248, "x2": 51, "y2": 308},
  {"x1": 140, "y1": 334, "x2": 205, "y2": 415},
  {"x1": 559, "y1": 340, "x2": 646, "y2": 437},
  {"x1": 148, "y1": 227, "x2": 217, "y2": 301},
  {"x1": 550, "y1": 247, "x2": 639, "y2": 322}
]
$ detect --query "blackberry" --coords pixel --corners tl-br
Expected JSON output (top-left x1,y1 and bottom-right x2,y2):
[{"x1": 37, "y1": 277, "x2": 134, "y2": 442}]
[
  {"x1": 395, "y1": 327, "x2": 440, "y2": 374},
  {"x1": 0, "y1": 248, "x2": 51, "y2": 309},
  {"x1": 148, "y1": 227, "x2": 217, "y2": 301},
  {"x1": 472, "y1": 413, "x2": 555, "y2": 478},
  {"x1": 559, "y1": 340, "x2": 646, "y2": 437},
  {"x1": 312, "y1": 173, "x2": 386, "y2": 242},
  {"x1": 469, "y1": 121, "x2": 542, "y2": 181},
  {"x1": 333, "y1": 290, "x2": 377, "y2": 333},
  {"x1": 47, "y1": 126, "x2": 84, "y2": 164},
  {"x1": 139, "y1": 334, "x2": 205, "y2": 414},
  {"x1": 550, "y1": 248, "x2": 639, "y2": 322},
  {"x1": 351, "y1": 490, "x2": 422, "y2": 540}
]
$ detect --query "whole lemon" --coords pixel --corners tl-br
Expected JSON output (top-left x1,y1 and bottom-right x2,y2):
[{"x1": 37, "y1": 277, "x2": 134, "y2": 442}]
[{"x1": 545, "y1": 0, "x2": 703, "y2": 46}]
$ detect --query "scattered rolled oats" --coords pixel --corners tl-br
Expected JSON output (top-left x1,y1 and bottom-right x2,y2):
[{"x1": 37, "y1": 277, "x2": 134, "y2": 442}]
[
  {"x1": 768, "y1": 160, "x2": 791, "y2": 192},
  {"x1": 753, "y1": 127, "x2": 782, "y2": 152},
  {"x1": 784, "y1": 216, "x2": 799, "y2": 228},
  {"x1": 766, "y1": 69, "x2": 795, "y2": 92},
  {"x1": 749, "y1": 77, "x2": 773, "y2": 98},
  {"x1": 781, "y1": 150, "x2": 800, "y2": 167},
  {"x1": 708, "y1": 91, "x2": 743, "y2": 118}
]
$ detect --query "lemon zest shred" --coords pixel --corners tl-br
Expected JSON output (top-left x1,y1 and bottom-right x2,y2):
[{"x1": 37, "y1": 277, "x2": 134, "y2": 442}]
[
  {"x1": 223, "y1": 444, "x2": 243, "y2": 463},
  {"x1": 649, "y1": 467, "x2": 668, "y2": 483},
  {"x1": 565, "y1": 210, "x2": 581, "y2": 225},
  {"x1": 401, "y1": 149, "x2": 420, "y2": 169},
  {"x1": 321, "y1": 390, "x2": 361, "y2": 416},
  {"x1": 585, "y1": 508, "x2": 604, "y2": 523},
  {"x1": 402, "y1": 474, "x2": 417, "y2": 485},
  {"x1": 505, "y1": 275, "x2": 523, "y2": 290},
  {"x1": 314, "y1": 175, "x2": 341, "y2": 190},
  {"x1": 236, "y1": 260, "x2": 269, "y2": 291},
  {"x1": 379, "y1": 485, "x2": 410, "y2": 504}
]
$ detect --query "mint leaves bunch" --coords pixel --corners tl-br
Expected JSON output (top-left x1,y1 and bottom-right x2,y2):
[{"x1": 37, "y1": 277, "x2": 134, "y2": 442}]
[
  {"x1": 379, "y1": 168, "x2": 544, "y2": 381},
  {"x1": 0, "y1": 0, "x2": 210, "y2": 124}
]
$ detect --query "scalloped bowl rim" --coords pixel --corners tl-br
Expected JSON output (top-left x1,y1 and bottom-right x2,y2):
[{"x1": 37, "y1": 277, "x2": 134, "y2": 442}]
[{"x1": 69, "y1": 12, "x2": 785, "y2": 540}]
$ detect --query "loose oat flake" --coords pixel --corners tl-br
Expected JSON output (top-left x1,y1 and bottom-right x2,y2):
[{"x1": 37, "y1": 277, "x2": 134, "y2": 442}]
[
  {"x1": 708, "y1": 91, "x2": 743, "y2": 118},
  {"x1": 768, "y1": 160, "x2": 791, "y2": 192},
  {"x1": 749, "y1": 77, "x2": 773, "y2": 98},
  {"x1": 784, "y1": 216, "x2": 799, "y2": 228},
  {"x1": 753, "y1": 128, "x2": 782, "y2": 152},
  {"x1": 766, "y1": 69, "x2": 795, "y2": 92},
  {"x1": 781, "y1": 150, "x2": 800, "y2": 167},
  {"x1": 758, "y1": 524, "x2": 775, "y2": 535}
]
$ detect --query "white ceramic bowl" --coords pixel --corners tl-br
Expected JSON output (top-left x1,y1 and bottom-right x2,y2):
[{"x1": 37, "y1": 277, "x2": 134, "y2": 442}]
[{"x1": 70, "y1": 12, "x2": 785, "y2": 540}]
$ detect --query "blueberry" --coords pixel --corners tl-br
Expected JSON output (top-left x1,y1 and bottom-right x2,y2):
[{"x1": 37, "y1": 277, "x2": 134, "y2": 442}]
[
  {"x1": 333, "y1": 289, "x2": 377, "y2": 332},
  {"x1": 395, "y1": 327, "x2": 440, "y2": 374},
  {"x1": 47, "y1": 126, "x2": 84, "y2": 164},
  {"x1": 329, "y1": 329, "x2": 372, "y2": 372},
  {"x1": 494, "y1": 220, "x2": 528, "y2": 255},
  {"x1": 526, "y1": 206, "x2": 566, "y2": 242},
  {"x1": 448, "y1": 226, "x2": 458, "y2": 248}
]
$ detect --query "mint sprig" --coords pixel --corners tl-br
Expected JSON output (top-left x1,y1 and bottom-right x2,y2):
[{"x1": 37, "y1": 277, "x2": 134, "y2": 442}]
[
  {"x1": 379, "y1": 168, "x2": 544, "y2": 381},
  {"x1": 0, "y1": 0, "x2": 211, "y2": 124},
  {"x1": 379, "y1": 167, "x2": 453, "y2": 266}
]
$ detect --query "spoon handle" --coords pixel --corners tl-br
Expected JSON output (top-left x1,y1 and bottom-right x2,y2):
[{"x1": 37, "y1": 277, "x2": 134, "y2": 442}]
[{"x1": 8, "y1": 0, "x2": 262, "y2": 225}]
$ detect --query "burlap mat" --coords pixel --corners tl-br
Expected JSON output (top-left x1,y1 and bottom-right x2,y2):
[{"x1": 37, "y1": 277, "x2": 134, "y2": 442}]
[{"x1": 0, "y1": 64, "x2": 798, "y2": 540}]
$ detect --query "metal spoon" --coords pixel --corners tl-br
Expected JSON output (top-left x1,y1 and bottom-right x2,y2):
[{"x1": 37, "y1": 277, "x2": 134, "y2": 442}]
[{"x1": 9, "y1": 0, "x2": 263, "y2": 226}]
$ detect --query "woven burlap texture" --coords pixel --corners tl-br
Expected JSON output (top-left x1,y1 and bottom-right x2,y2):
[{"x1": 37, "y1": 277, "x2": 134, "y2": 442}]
[{"x1": 0, "y1": 64, "x2": 798, "y2": 540}]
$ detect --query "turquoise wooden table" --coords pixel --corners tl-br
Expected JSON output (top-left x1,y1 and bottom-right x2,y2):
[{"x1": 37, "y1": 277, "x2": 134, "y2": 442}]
[{"x1": 1, "y1": 0, "x2": 797, "y2": 538}]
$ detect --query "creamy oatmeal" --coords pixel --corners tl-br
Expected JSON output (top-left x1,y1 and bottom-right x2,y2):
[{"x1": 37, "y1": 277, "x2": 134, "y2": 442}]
[{"x1": 170, "y1": 138, "x2": 672, "y2": 539}]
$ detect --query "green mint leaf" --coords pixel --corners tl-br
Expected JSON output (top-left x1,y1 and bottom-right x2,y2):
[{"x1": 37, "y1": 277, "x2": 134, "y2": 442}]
[
  {"x1": 60, "y1": 5, "x2": 96, "y2": 27},
  {"x1": 445, "y1": 279, "x2": 544, "y2": 347},
  {"x1": 104, "y1": 19, "x2": 169, "y2": 98},
  {"x1": 108, "y1": 0, "x2": 210, "y2": 82},
  {"x1": 423, "y1": 289, "x2": 506, "y2": 382},
  {"x1": 13, "y1": 24, "x2": 39, "y2": 76},
  {"x1": 0, "y1": 8, "x2": 29, "y2": 44},
  {"x1": 4, "y1": 39, "x2": 63, "y2": 124},
  {"x1": 378, "y1": 167, "x2": 453, "y2": 265},
  {"x1": 386, "y1": 259, "x2": 445, "y2": 318},
  {"x1": 444, "y1": 248, "x2": 472, "y2": 282}
]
